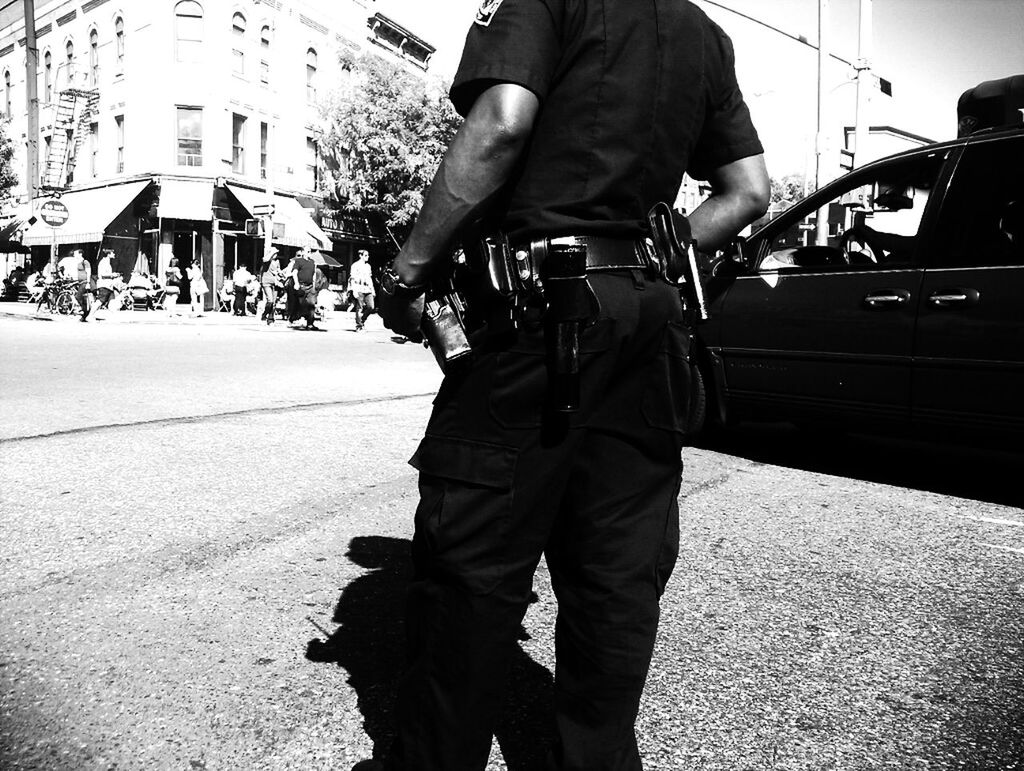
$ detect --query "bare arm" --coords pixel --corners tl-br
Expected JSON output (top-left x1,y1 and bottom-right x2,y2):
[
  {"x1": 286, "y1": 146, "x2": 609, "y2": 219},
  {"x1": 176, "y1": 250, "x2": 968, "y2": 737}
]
[
  {"x1": 393, "y1": 83, "x2": 540, "y2": 286},
  {"x1": 687, "y1": 154, "x2": 770, "y2": 252}
]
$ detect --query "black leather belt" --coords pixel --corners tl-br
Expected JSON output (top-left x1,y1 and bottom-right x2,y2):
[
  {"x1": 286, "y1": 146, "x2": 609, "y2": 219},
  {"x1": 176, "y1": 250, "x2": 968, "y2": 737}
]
[{"x1": 541, "y1": 236, "x2": 655, "y2": 272}]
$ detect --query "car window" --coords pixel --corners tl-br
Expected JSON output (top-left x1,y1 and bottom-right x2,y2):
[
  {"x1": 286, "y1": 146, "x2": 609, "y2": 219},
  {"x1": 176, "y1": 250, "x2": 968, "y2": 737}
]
[
  {"x1": 759, "y1": 153, "x2": 946, "y2": 272},
  {"x1": 932, "y1": 135, "x2": 1024, "y2": 268}
]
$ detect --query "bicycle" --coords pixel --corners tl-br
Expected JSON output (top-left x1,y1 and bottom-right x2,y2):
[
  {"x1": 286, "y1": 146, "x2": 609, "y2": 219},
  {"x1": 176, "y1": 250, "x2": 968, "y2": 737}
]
[{"x1": 36, "y1": 278, "x2": 81, "y2": 316}]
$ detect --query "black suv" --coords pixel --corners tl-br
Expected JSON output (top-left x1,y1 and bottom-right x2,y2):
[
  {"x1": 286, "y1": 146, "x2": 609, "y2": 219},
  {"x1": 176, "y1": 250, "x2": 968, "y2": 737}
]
[{"x1": 692, "y1": 79, "x2": 1024, "y2": 442}]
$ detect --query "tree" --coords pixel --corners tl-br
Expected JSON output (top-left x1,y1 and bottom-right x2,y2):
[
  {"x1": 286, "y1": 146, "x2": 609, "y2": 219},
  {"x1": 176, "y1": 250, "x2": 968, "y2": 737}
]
[
  {"x1": 0, "y1": 118, "x2": 18, "y2": 206},
  {"x1": 319, "y1": 52, "x2": 462, "y2": 246},
  {"x1": 770, "y1": 173, "x2": 808, "y2": 211}
]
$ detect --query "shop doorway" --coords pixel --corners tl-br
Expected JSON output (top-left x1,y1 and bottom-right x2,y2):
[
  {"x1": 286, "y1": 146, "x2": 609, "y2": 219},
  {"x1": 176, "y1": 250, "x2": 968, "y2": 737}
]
[{"x1": 173, "y1": 230, "x2": 202, "y2": 304}]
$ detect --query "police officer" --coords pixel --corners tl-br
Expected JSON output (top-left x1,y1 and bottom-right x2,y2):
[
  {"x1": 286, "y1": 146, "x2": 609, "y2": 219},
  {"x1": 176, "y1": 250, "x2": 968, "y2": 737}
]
[{"x1": 376, "y1": 2, "x2": 769, "y2": 769}]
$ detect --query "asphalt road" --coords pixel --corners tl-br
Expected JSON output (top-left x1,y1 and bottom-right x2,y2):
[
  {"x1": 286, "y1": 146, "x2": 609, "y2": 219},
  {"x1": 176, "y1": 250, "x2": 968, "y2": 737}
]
[{"x1": 1, "y1": 315, "x2": 1022, "y2": 770}]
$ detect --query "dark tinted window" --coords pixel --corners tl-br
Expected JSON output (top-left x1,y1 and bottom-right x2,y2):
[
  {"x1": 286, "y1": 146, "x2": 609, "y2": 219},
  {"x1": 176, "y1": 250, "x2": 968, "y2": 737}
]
[{"x1": 933, "y1": 135, "x2": 1024, "y2": 268}]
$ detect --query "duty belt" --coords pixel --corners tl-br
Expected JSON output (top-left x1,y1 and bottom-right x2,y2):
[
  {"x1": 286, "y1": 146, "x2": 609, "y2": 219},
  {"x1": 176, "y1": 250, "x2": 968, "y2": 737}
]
[{"x1": 519, "y1": 235, "x2": 656, "y2": 275}]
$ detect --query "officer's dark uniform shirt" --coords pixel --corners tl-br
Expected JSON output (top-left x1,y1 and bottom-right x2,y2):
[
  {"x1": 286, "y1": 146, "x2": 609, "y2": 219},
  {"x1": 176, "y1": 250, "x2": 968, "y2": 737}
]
[{"x1": 451, "y1": 0, "x2": 764, "y2": 241}]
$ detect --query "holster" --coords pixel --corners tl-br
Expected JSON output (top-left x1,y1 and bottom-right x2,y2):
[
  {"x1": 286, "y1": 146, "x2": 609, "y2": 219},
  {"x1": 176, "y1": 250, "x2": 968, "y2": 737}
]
[
  {"x1": 420, "y1": 291, "x2": 472, "y2": 373},
  {"x1": 647, "y1": 201, "x2": 708, "y2": 322}
]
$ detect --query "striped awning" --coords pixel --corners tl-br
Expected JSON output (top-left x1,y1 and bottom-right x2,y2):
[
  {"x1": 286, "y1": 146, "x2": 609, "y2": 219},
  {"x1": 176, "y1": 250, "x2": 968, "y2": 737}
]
[
  {"x1": 225, "y1": 184, "x2": 332, "y2": 250},
  {"x1": 157, "y1": 178, "x2": 214, "y2": 221},
  {"x1": 20, "y1": 181, "x2": 149, "y2": 246}
]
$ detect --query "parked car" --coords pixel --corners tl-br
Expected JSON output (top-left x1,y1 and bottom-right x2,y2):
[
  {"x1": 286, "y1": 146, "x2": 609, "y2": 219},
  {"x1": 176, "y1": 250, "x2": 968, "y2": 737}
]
[{"x1": 690, "y1": 86, "x2": 1023, "y2": 444}]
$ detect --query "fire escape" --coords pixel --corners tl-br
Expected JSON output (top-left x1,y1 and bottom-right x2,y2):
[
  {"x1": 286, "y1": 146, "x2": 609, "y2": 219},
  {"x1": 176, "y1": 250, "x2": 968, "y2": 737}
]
[{"x1": 41, "y1": 86, "x2": 100, "y2": 192}]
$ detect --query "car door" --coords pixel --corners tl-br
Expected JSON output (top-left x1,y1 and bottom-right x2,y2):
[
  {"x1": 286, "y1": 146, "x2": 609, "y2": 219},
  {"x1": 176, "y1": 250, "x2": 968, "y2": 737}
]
[
  {"x1": 913, "y1": 133, "x2": 1024, "y2": 435},
  {"x1": 718, "y1": 150, "x2": 949, "y2": 426}
]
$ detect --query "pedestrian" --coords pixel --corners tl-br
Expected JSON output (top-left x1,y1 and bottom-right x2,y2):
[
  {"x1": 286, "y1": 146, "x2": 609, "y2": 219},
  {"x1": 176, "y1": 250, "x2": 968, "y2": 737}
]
[
  {"x1": 89, "y1": 249, "x2": 118, "y2": 319},
  {"x1": 163, "y1": 257, "x2": 183, "y2": 313},
  {"x1": 259, "y1": 248, "x2": 283, "y2": 325},
  {"x1": 232, "y1": 263, "x2": 253, "y2": 316},
  {"x1": 288, "y1": 247, "x2": 318, "y2": 329},
  {"x1": 348, "y1": 249, "x2": 375, "y2": 331},
  {"x1": 69, "y1": 249, "x2": 94, "y2": 322},
  {"x1": 374, "y1": 3, "x2": 769, "y2": 770},
  {"x1": 186, "y1": 260, "x2": 208, "y2": 316}
]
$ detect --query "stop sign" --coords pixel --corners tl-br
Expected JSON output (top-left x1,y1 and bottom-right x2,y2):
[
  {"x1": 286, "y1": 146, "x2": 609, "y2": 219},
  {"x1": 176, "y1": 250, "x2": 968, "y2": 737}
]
[{"x1": 39, "y1": 199, "x2": 69, "y2": 227}]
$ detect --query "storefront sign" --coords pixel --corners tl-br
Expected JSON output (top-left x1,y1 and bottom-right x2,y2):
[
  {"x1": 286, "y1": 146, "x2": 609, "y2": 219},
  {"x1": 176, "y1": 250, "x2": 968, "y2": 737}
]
[{"x1": 39, "y1": 199, "x2": 69, "y2": 227}]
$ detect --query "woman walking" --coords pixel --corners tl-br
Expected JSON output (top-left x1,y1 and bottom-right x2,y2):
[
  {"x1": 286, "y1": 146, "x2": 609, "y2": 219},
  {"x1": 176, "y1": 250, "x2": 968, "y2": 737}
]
[
  {"x1": 186, "y1": 260, "x2": 208, "y2": 316},
  {"x1": 163, "y1": 257, "x2": 183, "y2": 314},
  {"x1": 260, "y1": 248, "x2": 283, "y2": 325}
]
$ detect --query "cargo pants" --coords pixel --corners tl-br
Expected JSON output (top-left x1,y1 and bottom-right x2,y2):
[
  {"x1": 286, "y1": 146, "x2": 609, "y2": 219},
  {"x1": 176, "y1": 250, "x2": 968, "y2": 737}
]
[{"x1": 387, "y1": 270, "x2": 691, "y2": 771}]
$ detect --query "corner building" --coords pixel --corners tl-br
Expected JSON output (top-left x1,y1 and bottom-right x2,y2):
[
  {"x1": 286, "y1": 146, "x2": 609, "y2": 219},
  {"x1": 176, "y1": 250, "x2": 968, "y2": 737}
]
[{"x1": 0, "y1": 0, "x2": 434, "y2": 306}]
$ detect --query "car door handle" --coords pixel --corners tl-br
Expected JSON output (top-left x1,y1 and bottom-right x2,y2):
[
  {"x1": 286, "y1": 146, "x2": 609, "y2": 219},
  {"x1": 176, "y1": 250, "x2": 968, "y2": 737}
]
[
  {"x1": 928, "y1": 287, "x2": 980, "y2": 308},
  {"x1": 863, "y1": 289, "x2": 911, "y2": 309}
]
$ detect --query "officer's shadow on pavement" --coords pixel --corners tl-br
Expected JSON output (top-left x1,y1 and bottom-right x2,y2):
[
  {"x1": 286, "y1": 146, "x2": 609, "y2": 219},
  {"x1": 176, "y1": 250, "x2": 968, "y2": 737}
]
[{"x1": 305, "y1": 535, "x2": 555, "y2": 770}]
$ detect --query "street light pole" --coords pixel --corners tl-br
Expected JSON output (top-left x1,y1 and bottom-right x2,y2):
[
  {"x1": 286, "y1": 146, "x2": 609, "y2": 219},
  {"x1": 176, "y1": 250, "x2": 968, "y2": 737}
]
[
  {"x1": 853, "y1": 0, "x2": 873, "y2": 167},
  {"x1": 814, "y1": 0, "x2": 831, "y2": 246},
  {"x1": 23, "y1": 0, "x2": 40, "y2": 209}
]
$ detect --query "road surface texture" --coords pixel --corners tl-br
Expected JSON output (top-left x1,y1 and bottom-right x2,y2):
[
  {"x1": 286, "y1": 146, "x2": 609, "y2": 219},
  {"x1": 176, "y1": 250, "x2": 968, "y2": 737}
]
[{"x1": 1, "y1": 314, "x2": 1022, "y2": 770}]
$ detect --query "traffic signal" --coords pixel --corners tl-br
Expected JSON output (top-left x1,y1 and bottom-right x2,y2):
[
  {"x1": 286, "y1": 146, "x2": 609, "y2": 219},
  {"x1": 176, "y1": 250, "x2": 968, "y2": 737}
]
[{"x1": 245, "y1": 219, "x2": 263, "y2": 236}]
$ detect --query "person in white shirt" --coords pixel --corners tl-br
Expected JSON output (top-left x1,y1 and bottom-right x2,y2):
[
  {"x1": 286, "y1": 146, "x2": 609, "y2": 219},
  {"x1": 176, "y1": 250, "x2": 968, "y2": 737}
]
[
  {"x1": 232, "y1": 264, "x2": 253, "y2": 316},
  {"x1": 89, "y1": 249, "x2": 118, "y2": 318},
  {"x1": 347, "y1": 249, "x2": 376, "y2": 331}
]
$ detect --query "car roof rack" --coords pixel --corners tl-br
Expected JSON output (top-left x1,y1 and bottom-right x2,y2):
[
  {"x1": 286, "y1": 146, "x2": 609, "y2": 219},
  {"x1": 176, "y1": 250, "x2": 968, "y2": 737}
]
[{"x1": 957, "y1": 74, "x2": 1024, "y2": 137}]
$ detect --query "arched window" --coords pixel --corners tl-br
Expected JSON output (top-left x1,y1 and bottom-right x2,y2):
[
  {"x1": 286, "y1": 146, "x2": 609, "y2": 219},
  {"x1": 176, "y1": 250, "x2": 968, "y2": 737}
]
[
  {"x1": 4, "y1": 71, "x2": 11, "y2": 118},
  {"x1": 65, "y1": 40, "x2": 75, "y2": 86},
  {"x1": 115, "y1": 17, "x2": 124, "y2": 72},
  {"x1": 306, "y1": 48, "x2": 317, "y2": 103},
  {"x1": 232, "y1": 12, "x2": 246, "y2": 75},
  {"x1": 89, "y1": 29, "x2": 99, "y2": 86},
  {"x1": 259, "y1": 24, "x2": 270, "y2": 83},
  {"x1": 44, "y1": 50, "x2": 52, "y2": 101},
  {"x1": 174, "y1": 1, "x2": 203, "y2": 63}
]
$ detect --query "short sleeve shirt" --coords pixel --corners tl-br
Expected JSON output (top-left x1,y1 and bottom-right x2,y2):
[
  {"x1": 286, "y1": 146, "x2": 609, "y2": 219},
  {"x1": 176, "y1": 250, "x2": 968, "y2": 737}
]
[{"x1": 451, "y1": 0, "x2": 763, "y2": 240}]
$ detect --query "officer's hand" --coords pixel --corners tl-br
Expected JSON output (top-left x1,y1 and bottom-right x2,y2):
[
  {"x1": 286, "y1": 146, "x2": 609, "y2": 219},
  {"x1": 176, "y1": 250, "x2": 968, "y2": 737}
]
[{"x1": 378, "y1": 284, "x2": 426, "y2": 343}]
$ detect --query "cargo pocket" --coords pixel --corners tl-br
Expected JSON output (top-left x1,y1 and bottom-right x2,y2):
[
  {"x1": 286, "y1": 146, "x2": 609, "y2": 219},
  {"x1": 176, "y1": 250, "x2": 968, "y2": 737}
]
[
  {"x1": 408, "y1": 434, "x2": 518, "y2": 595},
  {"x1": 641, "y1": 320, "x2": 693, "y2": 434},
  {"x1": 489, "y1": 318, "x2": 615, "y2": 429}
]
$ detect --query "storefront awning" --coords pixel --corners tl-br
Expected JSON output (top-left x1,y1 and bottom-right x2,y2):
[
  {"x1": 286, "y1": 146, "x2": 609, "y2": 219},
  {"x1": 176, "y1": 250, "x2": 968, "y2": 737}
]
[
  {"x1": 21, "y1": 181, "x2": 150, "y2": 246},
  {"x1": 225, "y1": 184, "x2": 332, "y2": 250},
  {"x1": 157, "y1": 179, "x2": 214, "y2": 221}
]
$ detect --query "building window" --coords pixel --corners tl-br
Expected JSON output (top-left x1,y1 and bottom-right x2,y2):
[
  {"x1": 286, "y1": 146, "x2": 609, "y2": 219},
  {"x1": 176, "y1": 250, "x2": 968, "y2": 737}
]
[
  {"x1": 115, "y1": 17, "x2": 124, "y2": 73},
  {"x1": 232, "y1": 113, "x2": 246, "y2": 174},
  {"x1": 115, "y1": 114, "x2": 124, "y2": 173},
  {"x1": 306, "y1": 136, "x2": 319, "y2": 190},
  {"x1": 306, "y1": 48, "x2": 317, "y2": 103},
  {"x1": 44, "y1": 51, "x2": 52, "y2": 102},
  {"x1": 260, "y1": 121, "x2": 268, "y2": 180},
  {"x1": 89, "y1": 29, "x2": 98, "y2": 87},
  {"x1": 174, "y1": 1, "x2": 203, "y2": 63},
  {"x1": 65, "y1": 40, "x2": 74, "y2": 87},
  {"x1": 4, "y1": 71, "x2": 10, "y2": 118},
  {"x1": 232, "y1": 13, "x2": 246, "y2": 75},
  {"x1": 260, "y1": 25, "x2": 270, "y2": 84},
  {"x1": 90, "y1": 121, "x2": 99, "y2": 177},
  {"x1": 176, "y1": 107, "x2": 202, "y2": 166}
]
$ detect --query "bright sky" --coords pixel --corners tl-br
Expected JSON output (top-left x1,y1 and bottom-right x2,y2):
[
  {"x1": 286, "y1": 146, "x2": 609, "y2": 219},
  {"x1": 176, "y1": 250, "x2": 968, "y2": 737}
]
[{"x1": 382, "y1": 0, "x2": 1024, "y2": 178}]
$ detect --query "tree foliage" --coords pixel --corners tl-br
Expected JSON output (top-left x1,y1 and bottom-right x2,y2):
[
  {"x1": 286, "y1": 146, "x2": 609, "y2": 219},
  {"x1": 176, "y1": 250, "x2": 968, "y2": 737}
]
[
  {"x1": 770, "y1": 173, "x2": 808, "y2": 210},
  {"x1": 0, "y1": 119, "x2": 18, "y2": 205},
  {"x1": 319, "y1": 52, "x2": 462, "y2": 243}
]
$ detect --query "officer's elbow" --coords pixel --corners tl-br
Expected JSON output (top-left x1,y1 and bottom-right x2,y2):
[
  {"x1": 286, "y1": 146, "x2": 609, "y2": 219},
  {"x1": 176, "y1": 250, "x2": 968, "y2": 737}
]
[
  {"x1": 466, "y1": 83, "x2": 539, "y2": 156},
  {"x1": 742, "y1": 178, "x2": 771, "y2": 223}
]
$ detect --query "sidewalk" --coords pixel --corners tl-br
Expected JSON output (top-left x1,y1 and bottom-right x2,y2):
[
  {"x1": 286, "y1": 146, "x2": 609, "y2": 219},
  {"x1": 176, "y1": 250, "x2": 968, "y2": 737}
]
[{"x1": 0, "y1": 298, "x2": 380, "y2": 332}]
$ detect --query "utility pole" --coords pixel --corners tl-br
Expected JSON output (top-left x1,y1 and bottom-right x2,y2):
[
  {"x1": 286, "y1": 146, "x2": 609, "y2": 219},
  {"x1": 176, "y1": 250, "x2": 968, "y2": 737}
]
[
  {"x1": 264, "y1": 122, "x2": 274, "y2": 262},
  {"x1": 23, "y1": 0, "x2": 40, "y2": 209},
  {"x1": 814, "y1": 0, "x2": 831, "y2": 246},
  {"x1": 853, "y1": 0, "x2": 873, "y2": 167}
]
